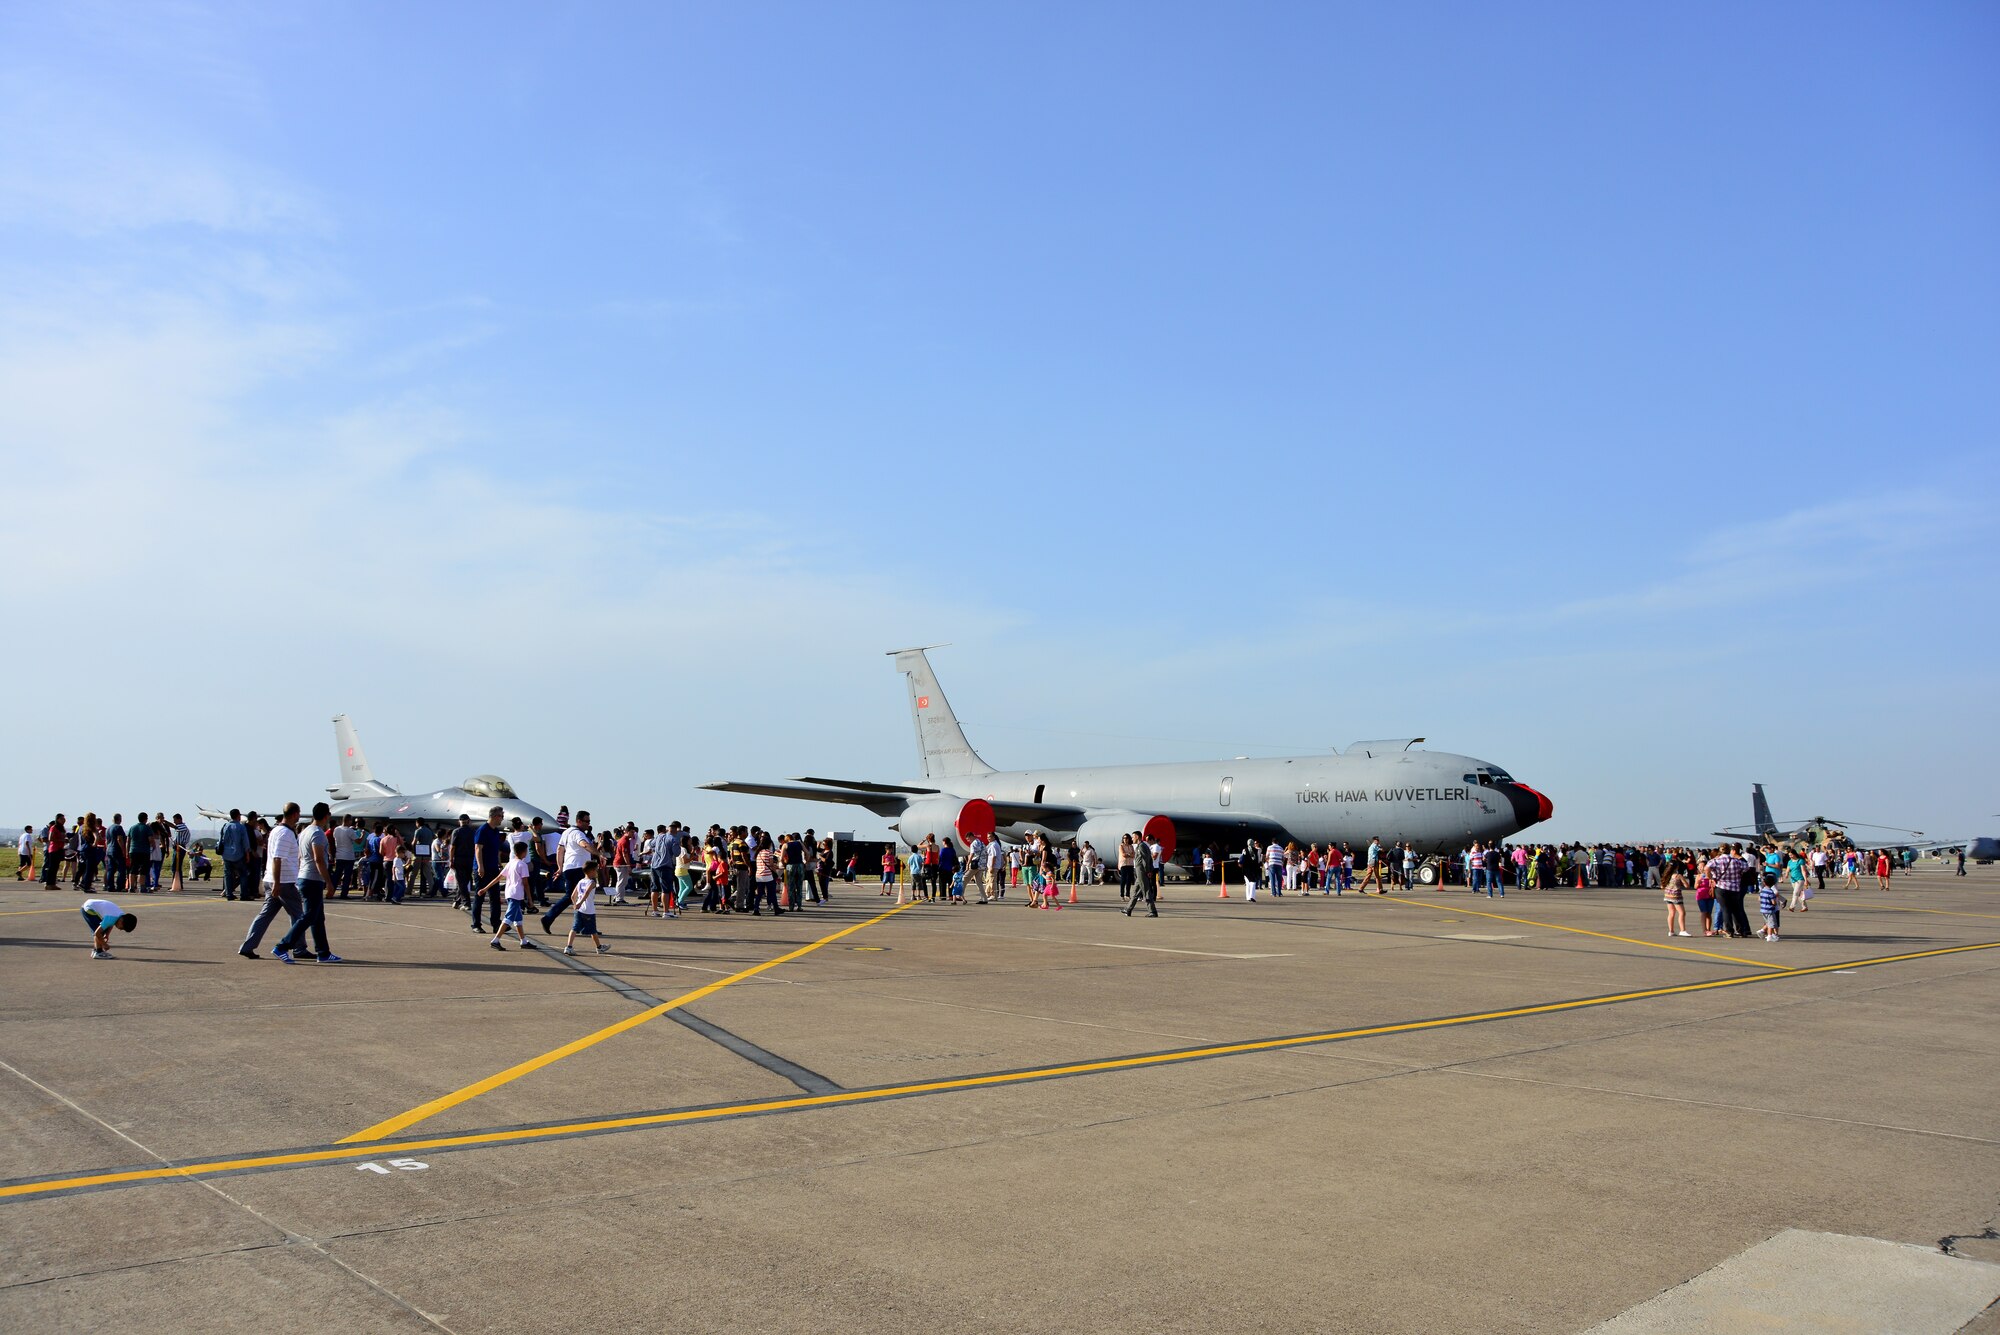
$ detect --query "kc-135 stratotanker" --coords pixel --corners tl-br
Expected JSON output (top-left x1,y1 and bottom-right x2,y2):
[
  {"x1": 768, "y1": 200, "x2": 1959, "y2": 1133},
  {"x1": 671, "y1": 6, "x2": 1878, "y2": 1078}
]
[{"x1": 703, "y1": 648, "x2": 1552, "y2": 879}]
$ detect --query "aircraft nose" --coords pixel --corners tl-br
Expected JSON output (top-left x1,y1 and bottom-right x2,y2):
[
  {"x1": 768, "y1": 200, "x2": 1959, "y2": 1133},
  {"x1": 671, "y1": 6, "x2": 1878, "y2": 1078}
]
[{"x1": 1501, "y1": 782, "x2": 1554, "y2": 827}]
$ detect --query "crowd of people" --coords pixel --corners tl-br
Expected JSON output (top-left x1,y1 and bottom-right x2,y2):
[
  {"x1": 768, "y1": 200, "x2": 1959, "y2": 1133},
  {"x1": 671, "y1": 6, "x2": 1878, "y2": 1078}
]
[
  {"x1": 14, "y1": 803, "x2": 1936, "y2": 962},
  {"x1": 15, "y1": 812, "x2": 201, "y2": 894}
]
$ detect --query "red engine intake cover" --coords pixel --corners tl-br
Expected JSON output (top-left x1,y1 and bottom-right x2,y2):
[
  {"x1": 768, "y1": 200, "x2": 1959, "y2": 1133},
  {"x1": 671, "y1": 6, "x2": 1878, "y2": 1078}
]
[
  {"x1": 955, "y1": 798, "x2": 996, "y2": 843},
  {"x1": 1142, "y1": 815, "x2": 1177, "y2": 863}
]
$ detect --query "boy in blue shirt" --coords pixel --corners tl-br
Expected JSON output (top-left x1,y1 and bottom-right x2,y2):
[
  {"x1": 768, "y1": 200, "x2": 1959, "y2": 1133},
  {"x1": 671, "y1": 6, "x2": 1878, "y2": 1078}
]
[{"x1": 1757, "y1": 877, "x2": 1782, "y2": 941}]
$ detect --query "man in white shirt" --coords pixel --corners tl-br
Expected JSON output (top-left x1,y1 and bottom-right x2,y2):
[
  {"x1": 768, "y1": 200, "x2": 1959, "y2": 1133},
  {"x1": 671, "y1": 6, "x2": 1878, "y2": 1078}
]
[
  {"x1": 239, "y1": 802, "x2": 305, "y2": 960},
  {"x1": 541, "y1": 809, "x2": 596, "y2": 934}
]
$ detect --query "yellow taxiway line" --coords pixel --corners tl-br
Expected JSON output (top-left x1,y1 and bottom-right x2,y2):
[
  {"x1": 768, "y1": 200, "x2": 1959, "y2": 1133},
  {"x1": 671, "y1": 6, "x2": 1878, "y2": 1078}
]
[
  {"x1": 0, "y1": 899, "x2": 224, "y2": 918},
  {"x1": 6, "y1": 939, "x2": 1993, "y2": 1204},
  {"x1": 1361, "y1": 890, "x2": 1786, "y2": 969},
  {"x1": 339, "y1": 899, "x2": 921, "y2": 1143}
]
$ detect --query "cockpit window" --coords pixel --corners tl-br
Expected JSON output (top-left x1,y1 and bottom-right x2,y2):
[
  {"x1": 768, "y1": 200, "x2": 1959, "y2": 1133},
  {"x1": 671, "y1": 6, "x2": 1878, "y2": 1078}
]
[{"x1": 460, "y1": 775, "x2": 519, "y2": 800}]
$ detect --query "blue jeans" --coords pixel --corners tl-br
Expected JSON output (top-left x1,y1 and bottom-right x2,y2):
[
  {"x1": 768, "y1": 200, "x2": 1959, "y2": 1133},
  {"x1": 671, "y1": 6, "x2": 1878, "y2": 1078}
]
[
  {"x1": 241, "y1": 882, "x2": 303, "y2": 952},
  {"x1": 541, "y1": 868, "x2": 583, "y2": 931},
  {"x1": 1268, "y1": 867, "x2": 1284, "y2": 897},
  {"x1": 1469, "y1": 868, "x2": 1485, "y2": 894},
  {"x1": 223, "y1": 858, "x2": 254, "y2": 901},
  {"x1": 275, "y1": 880, "x2": 329, "y2": 956}
]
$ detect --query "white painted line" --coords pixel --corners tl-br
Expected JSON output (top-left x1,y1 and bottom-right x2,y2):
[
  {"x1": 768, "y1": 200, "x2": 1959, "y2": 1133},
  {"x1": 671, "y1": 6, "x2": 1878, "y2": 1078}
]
[
  {"x1": 1444, "y1": 933, "x2": 1525, "y2": 942},
  {"x1": 1078, "y1": 942, "x2": 1293, "y2": 959},
  {"x1": 1585, "y1": 1229, "x2": 2000, "y2": 1334}
]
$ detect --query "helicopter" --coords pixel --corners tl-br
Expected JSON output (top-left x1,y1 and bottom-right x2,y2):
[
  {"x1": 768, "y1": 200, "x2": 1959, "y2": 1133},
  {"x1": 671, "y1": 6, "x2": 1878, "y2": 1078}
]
[{"x1": 1711, "y1": 783, "x2": 1925, "y2": 852}]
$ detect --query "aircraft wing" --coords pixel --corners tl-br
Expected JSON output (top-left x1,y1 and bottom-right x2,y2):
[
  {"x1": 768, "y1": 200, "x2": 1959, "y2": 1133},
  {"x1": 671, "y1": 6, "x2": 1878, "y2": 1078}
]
[
  {"x1": 698, "y1": 781, "x2": 907, "y2": 817},
  {"x1": 793, "y1": 777, "x2": 940, "y2": 795},
  {"x1": 1149, "y1": 811, "x2": 1295, "y2": 850}
]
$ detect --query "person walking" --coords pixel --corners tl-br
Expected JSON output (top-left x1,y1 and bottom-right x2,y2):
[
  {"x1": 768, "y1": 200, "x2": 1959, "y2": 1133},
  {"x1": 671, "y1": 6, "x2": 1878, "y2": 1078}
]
[
  {"x1": 1358, "y1": 837, "x2": 1386, "y2": 893},
  {"x1": 14, "y1": 825, "x2": 32, "y2": 881},
  {"x1": 469, "y1": 807, "x2": 507, "y2": 930},
  {"x1": 1786, "y1": 849, "x2": 1811, "y2": 912},
  {"x1": 485, "y1": 836, "x2": 539, "y2": 951},
  {"x1": 274, "y1": 802, "x2": 341, "y2": 963},
  {"x1": 239, "y1": 802, "x2": 305, "y2": 959},
  {"x1": 541, "y1": 810, "x2": 595, "y2": 934},
  {"x1": 1125, "y1": 831, "x2": 1159, "y2": 917}
]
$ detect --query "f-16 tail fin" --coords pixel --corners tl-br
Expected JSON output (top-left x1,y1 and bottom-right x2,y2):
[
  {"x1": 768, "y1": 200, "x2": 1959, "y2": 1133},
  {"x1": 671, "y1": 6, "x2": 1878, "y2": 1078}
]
[
  {"x1": 1752, "y1": 783, "x2": 1777, "y2": 836},
  {"x1": 889, "y1": 646, "x2": 993, "y2": 780},
  {"x1": 332, "y1": 715, "x2": 396, "y2": 798}
]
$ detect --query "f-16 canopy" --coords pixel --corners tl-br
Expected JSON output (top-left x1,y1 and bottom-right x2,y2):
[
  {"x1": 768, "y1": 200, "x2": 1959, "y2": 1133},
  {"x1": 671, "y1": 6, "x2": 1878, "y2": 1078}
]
[{"x1": 460, "y1": 775, "x2": 520, "y2": 800}]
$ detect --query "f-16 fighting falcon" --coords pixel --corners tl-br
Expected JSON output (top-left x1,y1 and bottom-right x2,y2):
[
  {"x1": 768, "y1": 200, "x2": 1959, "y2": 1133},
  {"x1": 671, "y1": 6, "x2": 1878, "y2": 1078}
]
[
  {"x1": 702, "y1": 647, "x2": 1553, "y2": 868},
  {"x1": 201, "y1": 715, "x2": 554, "y2": 830}
]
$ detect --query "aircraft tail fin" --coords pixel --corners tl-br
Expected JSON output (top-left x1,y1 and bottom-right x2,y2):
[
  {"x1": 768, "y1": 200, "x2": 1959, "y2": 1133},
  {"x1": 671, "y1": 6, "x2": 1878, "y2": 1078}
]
[
  {"x1": 889, "y1": 646, "x2": 993, "y2": 780},
  {"x1": 1752, "y1": 783, "x2": 1777, "y2": 835},
  {"x1": 332, "y1": 715, "x2": 395, "y2": 797}
]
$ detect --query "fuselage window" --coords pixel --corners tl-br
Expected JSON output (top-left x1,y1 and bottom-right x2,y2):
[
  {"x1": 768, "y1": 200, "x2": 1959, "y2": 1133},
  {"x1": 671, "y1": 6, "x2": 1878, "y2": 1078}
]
[
  {"x1": 1220, "y1": 776, "x2": 1233, "y2": 808},
  {"x1": 1033, "y1": 783, "x2": 1045, "y2": 805}
]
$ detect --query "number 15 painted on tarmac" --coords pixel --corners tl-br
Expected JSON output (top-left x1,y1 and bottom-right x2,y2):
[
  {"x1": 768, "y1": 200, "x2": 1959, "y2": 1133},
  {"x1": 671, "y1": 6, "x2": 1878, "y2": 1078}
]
[{"x1": 354, "y1": 1158, "x2": 428, "y2": 1174}]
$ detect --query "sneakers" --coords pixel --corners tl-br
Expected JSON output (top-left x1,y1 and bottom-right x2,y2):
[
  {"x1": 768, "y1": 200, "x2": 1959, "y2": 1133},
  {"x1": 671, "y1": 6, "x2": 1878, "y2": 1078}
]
[
  {"x1": 238, "y1": 947, "x2": 260, "y2": 959},
  {"x1": 91, "y1": 949, "x2": 111, "y2": 959},
  {"x1": 1676, "y1": 930, "x2": 1692, "y2": 937},
  {"x1": 595, "y1": 945, "x2": 611, "y2": 955},
  {"x1": 562, "y1": 946, "x2": 576, "y2": 956},
  {"x1": 317, "y1": 954, "x2": 344, "y2": 964},
  {"x1": 521, "y1": 939, "x2": 538, "y2": 950},
  {"x1": 490, "y1": 940, "x2": 506, "y2": 951}
]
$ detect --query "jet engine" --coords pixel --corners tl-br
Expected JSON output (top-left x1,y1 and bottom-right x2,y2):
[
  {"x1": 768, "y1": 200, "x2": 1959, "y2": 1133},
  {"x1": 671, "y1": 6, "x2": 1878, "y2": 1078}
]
[
  {"x1": 1073, "y1": 812, "x2": 1177, "y2": 865},
  {"x1": 892, "y1": 796, "x2": 996, "y2": 850}
]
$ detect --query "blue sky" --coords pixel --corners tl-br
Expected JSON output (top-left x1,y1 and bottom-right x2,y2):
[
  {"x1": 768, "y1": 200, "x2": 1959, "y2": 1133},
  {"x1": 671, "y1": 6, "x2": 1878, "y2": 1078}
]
[{"x1": 2, "y1": 1, "x2": 1995, "y2": 842}]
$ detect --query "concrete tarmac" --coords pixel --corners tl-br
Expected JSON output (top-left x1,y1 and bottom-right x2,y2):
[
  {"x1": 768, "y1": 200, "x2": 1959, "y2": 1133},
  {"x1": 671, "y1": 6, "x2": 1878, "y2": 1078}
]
[{"x1": 3, "y1": 864, "x2": 1997, "y2": 1333}]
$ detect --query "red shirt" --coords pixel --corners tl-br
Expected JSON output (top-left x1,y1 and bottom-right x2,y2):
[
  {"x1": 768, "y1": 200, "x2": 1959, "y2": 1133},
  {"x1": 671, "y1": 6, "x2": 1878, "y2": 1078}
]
[{"x1": 614, "y1": 835, "x2": 633, "y2": 867}]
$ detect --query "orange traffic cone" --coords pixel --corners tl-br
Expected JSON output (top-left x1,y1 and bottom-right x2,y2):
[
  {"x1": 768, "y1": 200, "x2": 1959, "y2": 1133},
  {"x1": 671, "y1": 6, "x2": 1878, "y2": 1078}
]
[
  {"x1": 1067, "y1": 877, "x2": 1078, "y2": 904},
  {"x1": 1217, "y1": 866, "x2": 1229, "y2": 899}
]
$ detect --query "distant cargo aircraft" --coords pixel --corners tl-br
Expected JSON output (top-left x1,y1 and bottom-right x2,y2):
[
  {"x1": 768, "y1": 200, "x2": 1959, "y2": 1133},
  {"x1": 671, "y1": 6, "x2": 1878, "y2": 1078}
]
[
  {"x1": 1711, "y1": 783, "x2": 1924, "y2": 851},
  {"x1": 702, "y1": 647, "x2": 1552, "y2": 873},
  {"x1": 200, "y1": 715, "x2": 554, "y2": 828}
]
